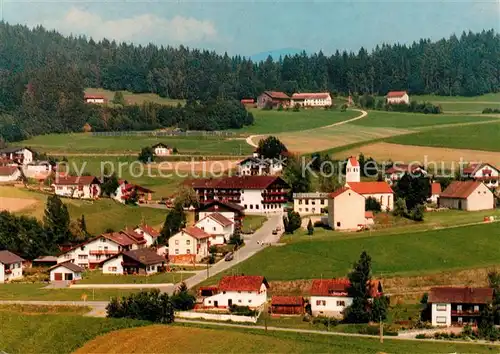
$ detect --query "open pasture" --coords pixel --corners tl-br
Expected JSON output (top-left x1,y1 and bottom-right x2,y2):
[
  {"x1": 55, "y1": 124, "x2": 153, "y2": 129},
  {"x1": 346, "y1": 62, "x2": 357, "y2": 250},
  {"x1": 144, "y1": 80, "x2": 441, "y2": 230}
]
[
  {"x1": 85, "y1": 88, "x2": 185, "y2": 106},
  {"x1": 413, "y1": 93, "x2": 500, "y2": 113}
]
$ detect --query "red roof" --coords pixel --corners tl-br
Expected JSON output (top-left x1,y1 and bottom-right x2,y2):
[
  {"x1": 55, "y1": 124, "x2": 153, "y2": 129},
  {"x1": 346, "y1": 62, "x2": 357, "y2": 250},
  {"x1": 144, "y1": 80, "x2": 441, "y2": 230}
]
[
  {"x1": 103, "y1": 232, "x2": 139, "y2": 247},
  {"x1": 348, "y1": 157, "x2": 359, "y2": 167},
  {"x1": 387, "y1": 91, "x2": 407, "y2": 98},
  {"x1": 185, "y1": 176, "x2": 289, "y2": 190},
  {"x1": 121, "y1": 229, "x2": 147, "y2": 244},
  {"x1": 431, "y1": 182, "x2": 441, "y2": 195},
  {"x1": 137, "y1": 224, "x2": 160, "y2": 238},
  {"x1": 207, "y1": 213, "x2": 234, "y2": 227},
  {"x1": 240, "y1": 99, "x2": 255, "y2": 104},
  {"x1": 310, "y1": 278, "x2": 382, "y2": 297},
  {"x1": 271, "y1": 296, "x2": 304, "y2": 306},
  {"x1": 292, "y1": 92, "x2": 330, "y2": 100},
  {"x1": 84, "y1": 94, "x2": 105, "y2": 100},
  {"x1": 123, "y1": 183, "x2": 154, "y2": 194},
  {"x1": 218, "y1": 275, "x2": 268, "y2": 292},
  {"x1": 429, "y1": 287, "x2": 493, "y2": 304},
  {"x1": 263, "y1": 91, "x2": 290, "y2": 100},
  {"x1": 53, "y1": 176, "x2": 100, "y2": 186},
  {"x1": 440, "y1": 181, "x2": 483, "y2": 199},
  {"x1": 346, "y1": 182, "x2": 393, "y2": 195},
  {"x1": 182, "y1": 226, "x2": 212, "y2": 240},
  {"x1": 0, "y1": 166, "x2": 19, "y2": 176},
  {"x1": 365, "y1": 211, "x2": 374, "y2": 219},
  {"x1": 329, "y1": 187, "x2": 350, "y2": 198}
]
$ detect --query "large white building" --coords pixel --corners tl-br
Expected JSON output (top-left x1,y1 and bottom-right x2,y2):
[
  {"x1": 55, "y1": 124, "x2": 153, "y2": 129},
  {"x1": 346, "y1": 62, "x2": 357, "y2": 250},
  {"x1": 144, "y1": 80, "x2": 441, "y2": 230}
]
[
  {"x1": 463, "y1": 163, "x2": 499, "y2": 189},
  {"x1": 344, "y1": 181, "x2": 394, "y2": 211},
  {"x1": 168, "y1": 226, "x2": 212, "y2": 264},
  {"x1": 53, "y1": 176, "x2": 101, "y2": 199},
  {"x1": 0, "y1": 147, "x2": 34, "y2": 165},
  {"x1": 439, "y1": 181, "x2": 495, "y2": 211},
  {"x1": 101, "y1": 248, "x2": 166, "y2": 275},
  {"x1": 186, "y1": 176, "x2": 290, "y2": 215},
  {"x1": 291, "y1": 93, "x2": 332, "y2": 107},
  {"x1": 203, "y1": 275, "x2": 269, "y2": 309},
  {"x1": 293, "y1": 192, "x2": 329, "y2": 215},
  {"x1": 328, "y1": 187, "x2": 366, "y2": 231},
  {"x1": 386, "y1": 91, "x2": 410, "y2": 105},
  {"x1": 84, "y1": 94, "x2": 106, "y2": 104},
  {"x1": 0, "y1": 251, "x2": 24, "y2": 283}
]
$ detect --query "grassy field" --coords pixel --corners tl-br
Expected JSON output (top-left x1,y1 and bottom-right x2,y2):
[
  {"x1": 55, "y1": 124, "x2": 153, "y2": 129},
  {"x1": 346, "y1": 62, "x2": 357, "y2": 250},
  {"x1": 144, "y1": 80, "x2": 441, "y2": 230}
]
[
  {"x1": 78, "y1": 271, "x2": 194, "y2": 284},
  {"x1": 200, "y1": 221, "x2": 500, "y2": 283},
  {"x1": 76, "y1": 323, "x2": 499, "y2": 354},
  {"x1": 413, "y1": 93, "x2": 500, "y2": 113},
  {"x1": 0, "y1": 304, "x2": 91, "y2": 315},
  {"x1": 0, "y1": 186, "x2": 166, "y2": 235},
  {"x1": 85, "y1": 88, "x2": 185, "y2": 106},
  {"x1": 0, "y1": 311, "x2": 147, "y2": 354},
  {"x1": 386, "y1": 122, "x2": 500, "y2": 152},
  {"x1": 241, "y1": 215, "x2": 267, "y2": 233},
  {"x1": 18, "y1": 133, "x2": 252, "y2": 156},
  {"x1": 350, "y1": 111, "x2": 497, "y2": 128}
]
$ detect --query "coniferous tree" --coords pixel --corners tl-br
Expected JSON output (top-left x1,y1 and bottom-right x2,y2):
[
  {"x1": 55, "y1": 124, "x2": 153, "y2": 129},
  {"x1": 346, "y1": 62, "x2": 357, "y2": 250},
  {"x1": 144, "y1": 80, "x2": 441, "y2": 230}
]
[
  {"x1": 345, "y1": 251, "x2": 373, "y2": 323},
  {"x1": 43, "y1": 195, "x2": 71, "y2": 246}
]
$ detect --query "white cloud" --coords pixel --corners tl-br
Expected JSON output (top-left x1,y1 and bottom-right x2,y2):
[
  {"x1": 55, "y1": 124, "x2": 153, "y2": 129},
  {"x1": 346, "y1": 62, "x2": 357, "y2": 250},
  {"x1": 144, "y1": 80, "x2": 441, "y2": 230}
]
[{"x1": 42, "y1": 7, "x2": 218, "y2": 44}]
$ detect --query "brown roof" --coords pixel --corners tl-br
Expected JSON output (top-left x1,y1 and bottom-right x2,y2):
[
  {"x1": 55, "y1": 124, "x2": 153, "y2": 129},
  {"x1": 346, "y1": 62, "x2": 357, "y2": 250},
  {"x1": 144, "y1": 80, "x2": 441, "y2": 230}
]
[
  {"x1": 431, "y1": 182, "x2": 441, "y2": 195},
  {"x1": 310, "y1": 278, "x2": 382, "y2": 298},
  {"x1": 271, "y1": 296, "x2": 304, "y2": 306},
  {"x1": 0, "y1": 166, "x2": 19, "y2": 176},
  {"x1": 0, "y1": 250, "x2": 25, "y2": 265},
  {"x1": 121, "y1": 229, "x2": 147, "y2": 245},
  {"x1": 122, "y1": 248, "x2": 165, "y2": 265},
  {"x1": 182, "y1": 226, "x2": 212, "y2": 240},
  {"x1": 263, "y1": 91, "x2": 290, "y2": 100},
  {"x1": 137, "y1": 224, "x2": 161, "y2": 238},
  {"x1": 49, "y1": 261, "x2": 84, "y2": 273},
  {"x1": 387, "y1": 91, "x2": 407, "y2": 98},
  {"x1": 218, "y1": 275, "x2": 268, "y2": 292},
  {"x1": 346, "y1": 182, "x2": 394, "y2": 195},
  {"x1": 198, "y1": 200, "x2": 245, "y2": 213},
  {"x1": 428, "y1": 287, "x2": 493, "y2": 304},
  {"x1": 102, "y1": 232, "x2": 138, "y2": 247},
  {"x1": 53, "y1": 176, "x2": 100, "y2": 186},
  {"x1": 207, "y1": 213, "x2": 234, "y2": 227},
  {"x1": 185, "y1": 176, "x2": 289, "y2": 190},
  {"x1": 440, "y1": 181, "x2": 483, "y2": 199},
  {"x1": 292, "y1": 92, "x2": 330, "y2": 100}
]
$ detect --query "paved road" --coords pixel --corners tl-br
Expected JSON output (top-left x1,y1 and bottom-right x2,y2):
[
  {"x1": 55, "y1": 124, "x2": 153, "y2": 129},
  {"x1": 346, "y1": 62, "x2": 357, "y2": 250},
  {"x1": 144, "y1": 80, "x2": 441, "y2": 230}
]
[{"x1": 184, "y1": 214, "x2": 283, "y2": 289}]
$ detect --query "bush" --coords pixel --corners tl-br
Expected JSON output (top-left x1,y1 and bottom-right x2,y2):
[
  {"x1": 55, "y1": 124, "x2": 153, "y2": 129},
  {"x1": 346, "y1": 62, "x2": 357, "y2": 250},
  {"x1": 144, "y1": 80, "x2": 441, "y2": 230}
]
[
  {"x1": 312, "y1": 316, "x2": 339, "y2": 328},
  {"x1": 415, "y1": 334, "x2": 426, "y2": 339},
  {"x1": 340, "y1": 103, "x2": 348, "y2": 112},
  {"x1": 365, "y1": 197, "x2": 381, "y2": 212},
  {"x1": 170, "y1": 282, "x2": 196, "y2": 311},
  {"x1": 483, "y1": 108, "x2": 500, "y2": 114},
  {"x1": 229, "y1": 305, "x2": 257, "y2": 316}
]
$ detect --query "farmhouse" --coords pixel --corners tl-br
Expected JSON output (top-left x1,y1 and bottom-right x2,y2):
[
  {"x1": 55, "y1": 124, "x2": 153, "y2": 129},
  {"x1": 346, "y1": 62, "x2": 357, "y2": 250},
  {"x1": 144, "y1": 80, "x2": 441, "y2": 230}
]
[
  {"x1": 439, "y1": 181, "x2": 494, "y2": 211},
  {"x1": 133, "y1": 224, "x2": 161, "y2": 247},
  {"x1": 386, "y1": 91, "x2": 410, "y2": 105},
  {"x1": 195, "y1": 212, "x2": 234, "y2": 244},
  {"x1": 53, "y1": 176, "x2": 101, "y2": 199},
  {"x1": 344, "y1": 181, "x2": 394, "y2": 211},
  {"x1": 0, "y1": 147, "x2": 34, "y2": 165},
  {"x1": 257, "y1": 91, "x2": 290, "y2": 109},
  {"x1": 238, "y1": 154, "x2": 283, "y2": 176},
  {"x1": 203, "y1": 275, "x2": 269, "y2": 309},
  {"x1": 346, "y1": 156, "x2": 360, "y2": 183},
  {"x1": 384, "y1": 164, "x2": 427, "y2": 184},
  {"x1": 429, "y1": 182, "x2": 442, "y2": 204},
  {"x1": 429, "y1": 286, "x2": 493, "y2": 327},
  {"x1": 185, "y1": 175, "x2": 290, "y2": 214},
  {"x1": 49, "y1": 261, "x2": 84, "y2": 282},
  {"x1": 310, "y1": 278, "x2": 383, "y2": 318},
  {"x1": 84, "y1": 94, "x2": 106, "y2": 104},
  {"x1": 0, "y1": 166, "x2": 21, "y2": 182},
  {"x1": 294, "y1": 192, "x2": 329, "y2": 215},
  {"x1": 463, "y1": 163, "x2": 499, "y2": 189},
  {"x1": 291, "y1": 92, "x2": 332, "y2": 107},
  {"x1": 112, "y1": 180, "x2": 154, "y2": 204},
  {"x1": 0, "y1": 250, "x2": 24, "y2": 283},
  {"x1": 328, "y1": 187, "x2": 366, "y2": 231},
  {"x1": 101, "y1": 248, "x2": 165, "y2": 275},
  {"x1": 270, "y1": 296, "x2": 304, "y2": 315},
  {"x1": 196, "y1": 200, "x2": 245, "y2": 231},
  {"x1": 152, "y1": 143, "x2": 173, "y2": 156},
  {"x1": 168, "y1": 226, "x2": 212, "y2": 264}
]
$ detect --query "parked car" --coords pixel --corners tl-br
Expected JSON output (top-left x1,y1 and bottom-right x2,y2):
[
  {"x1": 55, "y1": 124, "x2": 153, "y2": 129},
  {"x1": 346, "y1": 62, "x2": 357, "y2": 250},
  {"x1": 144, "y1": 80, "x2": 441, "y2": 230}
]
[{"x1": 224, "y1": 252, "x2": 234, "y2": 261}]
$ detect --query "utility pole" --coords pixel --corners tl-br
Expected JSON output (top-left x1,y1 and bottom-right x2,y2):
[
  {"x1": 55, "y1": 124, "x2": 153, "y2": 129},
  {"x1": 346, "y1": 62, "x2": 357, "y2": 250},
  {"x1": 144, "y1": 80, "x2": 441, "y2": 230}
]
[{"x1": 379, "y1": 315, "x2": 384, "y2": 343}]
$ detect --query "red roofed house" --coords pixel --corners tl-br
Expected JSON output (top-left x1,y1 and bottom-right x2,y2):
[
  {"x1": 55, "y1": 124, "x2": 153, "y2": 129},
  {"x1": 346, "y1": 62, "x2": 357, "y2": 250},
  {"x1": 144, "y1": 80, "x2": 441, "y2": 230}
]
[
  {"x1": 0, "y1": 166, "x2": 21, "y2": 182},
  {"x1": 344, "y1": 181, "x2": 394, "y2": 211},
  {"x1": 346, "y1": 156, "x2": 360, "y2": 183},
  {"x1": 328, "y1": 187, "x2": 366, "y2": 231},
  {"x1": 439, "y1": 181, "x2": 494, "y2": 211},
  {"x1": 310, "y1": 278, "x2": 383, "y2": 318},
  {"x1": 112, "y1": 180, "x2": 154, "y2": 204},
  {"x1": 429, "y1": 182, "x2": 442, "y2": 204},
  {"x1": 195, "y1": 212, "x2": 235, "y2": 244},
  {"x1": 257, "y1": 91, "x2": 291, "y2": 109},
  {"x1": 53, "y1": 176, "x2": 101, "y2": 199},
  {"x1": 134, "y1": 224, "x2": 161, "y2": 247},
  {"x1": 291, "y1": 92, "x2": 332, "y2": 107},
  {"x1": 463, "y1": 163, "x2": 499, "y2": 189},
  {"x1": 429, "y1": 286, "x2": 493, "y2": 326},
  {"x1": 168, "y1": 226, "x2": 212, "y2": 264},
  {"x1": 203, "y1": 275, "x2": 269, "y2": 309},
  {"x1": 386, "y1": 91, "x2": 409, "y2": 105},
  {"x1": 84, "y1": 94, "x2": 106, "y2": 104},
  {"x1": 271, "y1": 296, "x2": 305, "y2": 315},
  {"x1": 185, "y1": 176, "x2": 290, "y2": 215},
  {"x1": 384, "y1": 164, "x2": 427, "y2": 184}
]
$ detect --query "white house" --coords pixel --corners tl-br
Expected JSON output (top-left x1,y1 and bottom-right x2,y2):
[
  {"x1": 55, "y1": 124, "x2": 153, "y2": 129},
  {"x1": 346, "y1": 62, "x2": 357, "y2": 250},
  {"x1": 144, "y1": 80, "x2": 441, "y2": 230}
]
[
  {"x1": 49, "y1": 261, "x2": 84, "y2": 282},
  {"x1": 346, "y1": 157, "x2": 360, "y2": 183},
  {"x1": 152, "y1": 143, "x2": 173, "y2": 157},
  {"x1": 22, "y1": 161, "x2": 52, "y2": 179},
  {"x1": 386, "y1": 91, "x2": 410, "y2": 105},
  {"x1": 439, "y1": 181, "x2": 494, "y2": 211},
  {"x1": 53, "y1": 176, "x2": 101, "y2": 199},
  {"x1": 384, "y1": 164, "x2": 427, "y2": 185},
  {"x1": 112, "y1": 180, "x2": 154, "y2": 204},
  {"x1": 291, "y1": 92, "x2": 332, "y2": 107},
  {"x1": 84, "y1": 94, "x2": 106, "y2": 104},
  {"x1": 238, "y1": 154, "x2": 283, "y2": 176},
  {"x1": 197, "y1": 200, "x2": 245, "y2": 231},
  {"x1": 203, "y1": 275, "x2": 269, "y2": 309},
  {"x1": 345, "y1": 181, "x2": 394, "y2": 211},
  {"x1": 0, "y1": 166, "x2": 21, "y2": 182},
  {"x1": 293, "y1": 192, "x2": 329, "y2": 215},
  {"x1": 429, "y1": 182, "x2": 441, "y2": 204},
  {"x1": 102, "y1": 248, "x2": 166, "y2": 275},
  {"x1": 134, "y1": 224, "x2": 161, "y2": 247},
  {"x1": 0, "y1": 147, "x2": 34, "y2": 165},
  {"x1": 195, "y1": 212, "x2": 234, "y2": 244},
  {"x1": 463, "y1": 163, "x2": 499, "y2": 189},
  {"x1": 429, "y1": 287, "x2": 493, "y2": 327},
  {"x1": 310, "y1": 278, "x2": 383, "y2": 318},
  {"x1": 168, "y1": 226, "x2": 212, "y2": 264},
  {"x1": 57, "y1": 231, "x2": 146, "y2": 269},
  {"x1": 0, "y1": 250, "x2": 24, "y2": 283},
  {"x1": 328, "y1": 187, "x2": 366, "y2": 231}
]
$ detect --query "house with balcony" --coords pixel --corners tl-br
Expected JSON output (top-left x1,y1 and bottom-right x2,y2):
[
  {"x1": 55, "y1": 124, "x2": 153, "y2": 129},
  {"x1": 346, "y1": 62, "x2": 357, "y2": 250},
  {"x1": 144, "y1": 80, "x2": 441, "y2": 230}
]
[
  {"x1": 134, "y1": 224, "x2": 161, "y2": 247},
  {"x1": 238, "y1": 153, "x2": 284, "y2": 176},
  {"x1": 463, "y1": 163, "x2": 499, "y2": 189},
  {"x1": 0, "y1": 166, "x2": 22, "y2": 183},
  {"x1": 101, "y1": 248, "x2": 166, "y2": 275},
  {"x1": 112, "y1": 180, "x2": 154, "y2": 204},
  {"x1": 0, "y1": 250, "x2": 24, "y2": 283},
  {"x1": 0, "y1": 147, "x2": 34, "y2": 165},
  {"x1": 429, "y1": 286, "x2": 493, "y2": 326},
  {"x1": 195, "y1": 212, "x2": 234, "y2": 244}
]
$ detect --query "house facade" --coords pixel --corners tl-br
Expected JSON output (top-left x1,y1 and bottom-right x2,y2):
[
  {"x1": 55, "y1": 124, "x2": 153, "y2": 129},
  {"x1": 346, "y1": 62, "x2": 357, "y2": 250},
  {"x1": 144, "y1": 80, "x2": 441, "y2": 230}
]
[
  {"x1": 293, "y1": 192, "x2": 329, "y2": 215},
  {"x1": 386, "y1": 91, "x2": 410, "y2": 105},
  {"x1": 0, "y1": 251, "x2": 24, "y2": 283},
  {"x1": 439, "y1": 181, "x2": 494, "y2": 211},
  {"x1": 152, "y1": 143, "x2": 173, "y2": 156},
  {"x1": 195, "y1": 212, "x2": 234, "y2": 244},
  {"x1": 84, "y1": 94, "x2": 106, "y2": 104},
  {"x1": 196, "y1": 200, "x2": 245, "y2": 231},
  {"x1": 346, "y1": 157, "x2": 360, "y2": 183},
  {"x1": 429, "y1": 287, "x2": 493, "y2": 326},
  {"x1": 238, "y1": 154, "x2": 283, "y2": 176},
  {"x1": 291, "y1": 92, "x2": 332, "y2": 107},
  {"x1": 345, "y1": 181, "x2": 394, "y2": 211},
  {"x1": 0, "y1": 166, "x2": 21, "y2": 182},
  {"x1": 133, "y1": 224, "x2": 161, "y2": 247},
  {"x1": 49, "y1": 262, "x2": 84, "y2": 282},
  {"x1": 112, "y1": 180, "x2": 154, "y2": 204},
  {"x1": 203, "y1": 275, "x2": 269, "y2": 309},
  {"x1": 102, "y1": 248, "x2": 165, "y2": 275},
  {"x1": 463, "y1": 163, "x2": 499, "y2": 189},
  {"x1": 0, "y1": 147, "x2": 34, "y2": 165},
  {"x1": 384, "y1": 164, "x2": 427, "y2": 184},
  {"x1": 257, "y1": 91, "x2": 291, "y2": 109},
  {"x1": 168, "y1": 226, "x2": 212, "y2": 264},
  {"x1": 328, "y1": 187, "x2": 366, "y2": 231},
  {"x1": 53, "y1": 176, "x2": 101, "y2": 199}
]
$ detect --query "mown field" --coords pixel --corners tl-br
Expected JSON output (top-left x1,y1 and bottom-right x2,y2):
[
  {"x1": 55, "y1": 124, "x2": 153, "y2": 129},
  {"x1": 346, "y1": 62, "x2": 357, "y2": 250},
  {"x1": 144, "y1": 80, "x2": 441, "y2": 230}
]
[
  {"x1": 201, "y1": 221, "x2": 500, "y2": 283},
  {"x1": 79, "y1": 271, "x2": 194, "y2": 284},
  {"x1": 413, "y1": 93, "x2": 500, "y2": 113},
  {"x1": 85, "y1": 88, "x2": 185, "y2": 106}
]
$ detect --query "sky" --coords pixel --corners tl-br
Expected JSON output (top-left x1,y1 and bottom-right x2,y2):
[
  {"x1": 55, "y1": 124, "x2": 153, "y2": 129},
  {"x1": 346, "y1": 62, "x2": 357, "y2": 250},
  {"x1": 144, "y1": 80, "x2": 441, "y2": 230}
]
[{"x1": 2, "y1": 0, "x2": 499, "y2": 57}]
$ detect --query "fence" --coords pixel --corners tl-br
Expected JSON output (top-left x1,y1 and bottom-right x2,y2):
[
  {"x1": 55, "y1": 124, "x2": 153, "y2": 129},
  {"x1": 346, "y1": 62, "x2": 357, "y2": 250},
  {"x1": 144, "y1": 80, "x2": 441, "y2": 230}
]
[{"x1": 176, "y1": 311, "x2": 258, "y2": 323}]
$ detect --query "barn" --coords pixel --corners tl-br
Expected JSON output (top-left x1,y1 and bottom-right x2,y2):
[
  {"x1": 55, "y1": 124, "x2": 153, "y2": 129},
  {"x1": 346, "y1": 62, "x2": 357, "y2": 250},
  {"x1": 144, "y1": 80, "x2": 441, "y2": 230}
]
[{"x1": 270, "y1": 296, "x2": 304, "y2": 315}]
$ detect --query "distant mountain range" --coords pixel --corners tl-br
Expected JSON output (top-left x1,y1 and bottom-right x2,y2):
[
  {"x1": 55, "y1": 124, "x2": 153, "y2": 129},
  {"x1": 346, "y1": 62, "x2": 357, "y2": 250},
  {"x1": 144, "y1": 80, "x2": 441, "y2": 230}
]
[{"x1": 249, "y1": 48, "x2": 306, "y2": 62}]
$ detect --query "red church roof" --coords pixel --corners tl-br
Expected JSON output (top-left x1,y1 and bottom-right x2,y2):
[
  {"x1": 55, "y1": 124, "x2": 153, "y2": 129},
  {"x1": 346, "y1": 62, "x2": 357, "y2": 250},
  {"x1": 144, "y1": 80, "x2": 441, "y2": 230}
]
[
  {"x1": 346, "y1": 182, "x2": 393, "y2": 195},
  {"x1": 348, "y1": 157, "x2": 359, "y2": 167}
]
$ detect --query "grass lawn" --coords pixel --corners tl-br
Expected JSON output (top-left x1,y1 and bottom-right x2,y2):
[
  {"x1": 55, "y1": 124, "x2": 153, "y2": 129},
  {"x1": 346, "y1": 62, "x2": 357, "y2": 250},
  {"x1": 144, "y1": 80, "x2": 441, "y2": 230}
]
[
  {"x1": 78, "y1": 271, "x2": 195, "y2": 284},
  {"x1": 241, "y1": 215, "x2": 267, "y2": 233},
  {"x1": 351, "y1": 110, "x2": 498, "y2": 128},
  {"x1": 0, "y1": 304, "x2": 91, "y2": 315},
  {"x1": 75, "y1": 323, "x2": 499, "y2": 354},
  {"x1": 200, "y1": 221, "x2": 500, "y2": 283},
  {"x1": 238, "y1": 109, "x2": 359, "y2": 134},
  {"x1": 413, "y1": 93, "x2": 500, "y2": 113},
  {"x1": 386, "y1": 122, "x2": 500, "y2": 152},
  {"x1": 0, "y1": 311, "x2": 147, "y2": 354},
  {"x1": 85, "y1": 88, "x2": 185, "y2": 106}
]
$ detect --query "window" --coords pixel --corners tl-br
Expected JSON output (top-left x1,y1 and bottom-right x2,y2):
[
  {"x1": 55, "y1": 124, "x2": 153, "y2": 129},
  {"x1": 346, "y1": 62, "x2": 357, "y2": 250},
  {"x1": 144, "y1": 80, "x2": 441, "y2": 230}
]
[
  {"x1": 186, "y1": 240, "x2": 190, "y2": 245},
  {"x1": 299, "y1": 200, "x2": 303, "y2": 205},
  {"x1": 248, "y1": 300, "x2": 252, "y2": 303},
  {"x1": 474, "y1": 305, "x2": 480, "y2": 312},
  {"x1": 316, "y1": 300, "x2": 326, "y2": 306},
  {"x1": 175, "y1": 249, "x2": 179, "y2": 255},
  {"x1": 299, "y1": 208, "x2": 302, "y2": 212},
  {"x1": 336, "y1": 222, "x2": 341, "y2": 227},
  {"x1": 305, "y1": 200, "x2": 309, "y2": 205},
  {"x1": 305, "y1": 208, "x2": 309, "y2": 212},
  {"x1": 458, "y1": 317, "x2": 463, "y2": 324},
  {"x1": 320, "y1": 199, "x2": 325, "y2": 205},
  {"x1": 208, "y1": 300, "x2": 211, "y2": 304},
  {"x1": 457, "y1": 305, "x2": 462, "y2": 312},
  {"x1": 436, "y1": 316, "x2": 447, "y2": 324},
  {"x1": 175, "y1": 240, "x2": 179, "y2": 245},
  {"x1": 186, "y1": 249, "x2": 191, "y2": 254},
  {"x1": 436, "y1": 304, "x2": 447, "y2": 311},
  {"x1": 238, "y1": 300, "x2": 242, "y2": 303},
  {"x1": 256, "y1": 205, "x2": 259, "y2": 209},
  {"x1": 80, "y1": 246, "x2": 85, "y2": 251},
  {"x1": 244, "y1": 205, "x2": 248, "y2": 209},
  {"x1": 213, "y1": 227, "x2": 216, "y2": 231},
  {"x1": 311, "y1": 200, "x2": 315, "y2": 205},
  {"x1": 100, "y1": 237, "x2": 106, "y2": 243},
  {"x1": 223, "y1": 291, "x2": 226, "y2": 294},
  {"x1": 250, "y1": 205, "x2": 253, "y2": 209},
  {"x1": 336, "y1": 301, "x2": 345, "y2": 307},
  {"x1": 96, "y1": 255, "x2": 101, "y2": 260}
]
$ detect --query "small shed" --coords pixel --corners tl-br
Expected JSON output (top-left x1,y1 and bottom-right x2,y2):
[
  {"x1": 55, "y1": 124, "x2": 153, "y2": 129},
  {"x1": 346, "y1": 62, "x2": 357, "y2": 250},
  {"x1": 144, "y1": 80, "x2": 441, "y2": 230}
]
[
  {"x1": 270, "y1": 296, "x2": 304, "y2": 315},
  {"x1": 49, "y1": 261, "x2": 84, "y2": 282}
]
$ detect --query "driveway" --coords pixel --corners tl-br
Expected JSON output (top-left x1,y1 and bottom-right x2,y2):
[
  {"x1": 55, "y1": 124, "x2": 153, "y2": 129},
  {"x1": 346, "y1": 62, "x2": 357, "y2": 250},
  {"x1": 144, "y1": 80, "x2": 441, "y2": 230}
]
[{"x1": 184, "y1": 214, "x2": 283, "y2": 289}]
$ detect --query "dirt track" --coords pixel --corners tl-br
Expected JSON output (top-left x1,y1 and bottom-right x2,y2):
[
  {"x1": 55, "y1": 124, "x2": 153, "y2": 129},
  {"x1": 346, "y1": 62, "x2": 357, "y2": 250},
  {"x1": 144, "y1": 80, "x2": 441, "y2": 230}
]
[{"x1": 0, "y1": 197, "x2": 38, "y2": 212}]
